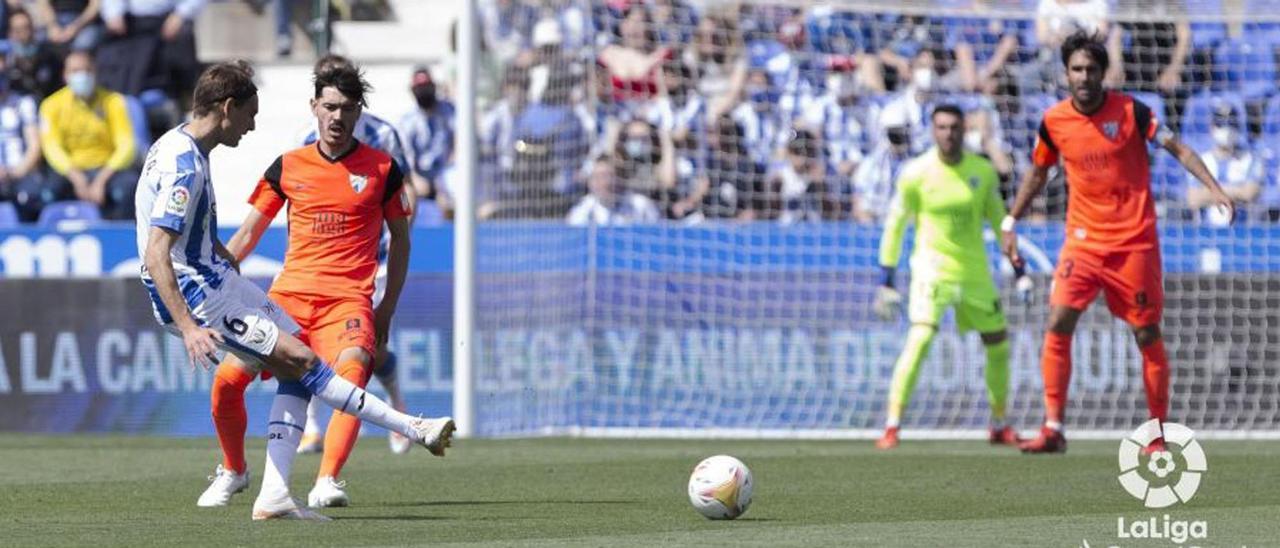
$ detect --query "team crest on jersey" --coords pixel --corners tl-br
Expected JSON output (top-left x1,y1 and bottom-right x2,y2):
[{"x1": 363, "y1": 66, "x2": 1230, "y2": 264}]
[
  {"x1": 1102, "y1": 121, "x2": 1120, "y2": 140},
  {"x1": 166, "y1": 186, "x2": 190, "y2": 216},
  {"x1": 350, "y1": 173, "x2": 369, "y2": 193}
]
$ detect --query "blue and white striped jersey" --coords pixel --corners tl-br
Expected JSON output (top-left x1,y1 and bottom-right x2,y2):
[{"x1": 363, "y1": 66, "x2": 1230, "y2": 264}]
[{"x1": 134, "y1": 125, "x2": 230, "y2": 322}]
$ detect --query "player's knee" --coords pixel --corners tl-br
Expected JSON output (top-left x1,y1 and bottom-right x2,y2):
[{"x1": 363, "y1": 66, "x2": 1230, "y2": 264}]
[
  {"x1": 1046, "y1": 307, "x2": 1081, "y2": 334},
  {"x1": 279, "y1": 345, "x2": 319, "y2": 378},
  {"x1": 1133, "y1": 324, "x2": 1162, "y2": 347}
]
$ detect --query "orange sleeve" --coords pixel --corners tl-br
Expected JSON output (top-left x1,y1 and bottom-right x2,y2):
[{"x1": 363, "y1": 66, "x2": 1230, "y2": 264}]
[
  {"x1": 382, "y1": 160, "x2": 412, "y2": 220},
  {"x1": 1031, "y1": 120, "x2": 1059, "y2": 168},
  {"x1": 248, "y1": 156, "x2": 287, "y2": 218}
]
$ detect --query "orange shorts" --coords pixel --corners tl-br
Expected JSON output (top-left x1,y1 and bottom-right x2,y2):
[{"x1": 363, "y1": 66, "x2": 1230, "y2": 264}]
[
  {"x1": 268, "y1": 289, "x2": 376, "y2": 365},
  {"x1": 1050, "y1": 245, "x2": 1163, "y2": 327}
]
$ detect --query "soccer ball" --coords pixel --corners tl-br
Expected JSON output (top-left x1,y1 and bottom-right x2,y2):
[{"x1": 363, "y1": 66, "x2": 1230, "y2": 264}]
[{"x1": 687, "y1": 455, "x2": 753, "y2": 520}]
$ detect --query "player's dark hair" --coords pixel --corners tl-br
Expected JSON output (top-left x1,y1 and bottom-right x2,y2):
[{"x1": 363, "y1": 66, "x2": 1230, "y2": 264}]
[
  {"x1": 313, "y1": 53, "x2": 353, "y2": 76},
  {"x1": 931, "y1": 104, "x2": 965, "y2": 124},
  {"x1": 191, "y1": 60, "x2": 257, "y2": 117},
  {"x1": 313, "y1": 61, "x2": 371, "y2": 107},
  {"x1": 1059, "y1": 30, "x2": 1109, "y2": 73}
]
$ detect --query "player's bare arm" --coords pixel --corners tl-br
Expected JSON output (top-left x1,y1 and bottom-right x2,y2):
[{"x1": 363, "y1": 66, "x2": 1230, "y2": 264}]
[
  {"x1": 224, "y1": 208, "x2": 273, "y2": 262},
  {"x1": 213, "y1": 240, "x2": 240, "y2": 273},
  {"x1": 1000, "y1": 164, "x2": 1051, "y2": 268},
  {"x1": 1163, "y1": 137, "x2": 1236, "y2": 222},
  {"x1": 144, "y1": 225, "x2": 223, "y2": 370},
  {"x1": 375, "y1": 216, "x2": 411, "y2": 347}
]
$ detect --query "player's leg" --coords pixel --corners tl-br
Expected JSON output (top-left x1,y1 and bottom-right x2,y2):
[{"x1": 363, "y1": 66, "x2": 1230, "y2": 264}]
[
  {"x1": 373, "y1": 345, "x2": 412, "y2": 454},
  {"x1": 307, "y1": 301, "x2": 377, "y2": 507},
  {"x1": 197, "y1": 353, "x2": 259, "y2": 507},
  {"x1": 297, "y1": 399, "x2": 326, "y2": 454},
  {"x1": 958, "y1": 278, "x2": 1016, "y2": 444},
  {"x1": 1102, "y1": 247, "x2": 1167, "y2": 453},
  {"x1": 877, "y1": 278, "x2": 948, "y2": 449}
]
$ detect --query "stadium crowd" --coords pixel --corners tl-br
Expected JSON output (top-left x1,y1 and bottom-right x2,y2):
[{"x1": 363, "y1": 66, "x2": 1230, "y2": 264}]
[{"x1": 2, "y1": 0, "x2": 1279, "y2": 226}]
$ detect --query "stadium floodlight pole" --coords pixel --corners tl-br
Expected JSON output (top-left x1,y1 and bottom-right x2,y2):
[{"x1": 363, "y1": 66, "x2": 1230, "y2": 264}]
[{"x1": 453, "y1": 0, "x2": 478, "y2": 438}]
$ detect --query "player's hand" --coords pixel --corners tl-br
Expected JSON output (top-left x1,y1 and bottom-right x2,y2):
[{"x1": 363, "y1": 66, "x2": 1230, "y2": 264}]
[
  {"x1": 1015, "y1": 275, "x2": 1035, "y2": 304},
  {"x1": 872, "y1": 286, "x2": 902, "y2": 321},
  {"x1": 373, "y1": 305, "x2": 395, "y2": 349},
  {"x1": 1001, "y1": 230, "x2": 1023, "y2": 269},
  {"x1": 180, "y1": 325, "x2": 223, "y2": 371},
  {"x1": 1211, "y1": 192, "x2": 1236, "y2": 224}
]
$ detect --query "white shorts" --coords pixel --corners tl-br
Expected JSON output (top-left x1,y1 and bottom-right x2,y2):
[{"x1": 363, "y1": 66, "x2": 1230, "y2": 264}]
[{"x1": 158, "y1": 272, "x2": 301, "y2": 364}]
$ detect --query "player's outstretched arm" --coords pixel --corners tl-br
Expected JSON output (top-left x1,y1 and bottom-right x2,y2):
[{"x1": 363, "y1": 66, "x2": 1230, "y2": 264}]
[
  {"x1": 1000, "y1": 164, "x2": 1050, "y2": 269},
  {"x1": 873, "y1": 175, "x2": 914, "y2": 321},
  {"x1": 375, "y1": 216, "x2": 411, "y2": 347},
  {"x1": 224, "y1": 208, "x2": 273, "y2": 263},
  {"x1": 1164, "y1": 137, "x2": 1236, "y2": 223},
  {"x1": 144, "y1": 226, "x2": 222, "y2": 370}
]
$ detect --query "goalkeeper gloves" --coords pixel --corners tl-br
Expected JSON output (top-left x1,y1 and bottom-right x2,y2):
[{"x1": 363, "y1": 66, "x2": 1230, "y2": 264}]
[
  {"x1": 1013, "y1": 264, "x2": 1034, "y2": 304},
  {"x1": 874, "y1": 265, "x2": 903, "y2": 321}
]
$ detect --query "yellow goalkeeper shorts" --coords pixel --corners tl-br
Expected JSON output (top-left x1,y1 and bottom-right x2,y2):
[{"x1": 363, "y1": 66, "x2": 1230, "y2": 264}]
[{"x1": 907, "y1": 276, "x2": 1007, "y2": 334}]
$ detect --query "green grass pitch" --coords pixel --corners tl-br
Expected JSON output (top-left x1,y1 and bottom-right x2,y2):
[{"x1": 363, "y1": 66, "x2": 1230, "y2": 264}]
[{"x1": 0, "y1": 435, "x2": 1276, "y2": 547}]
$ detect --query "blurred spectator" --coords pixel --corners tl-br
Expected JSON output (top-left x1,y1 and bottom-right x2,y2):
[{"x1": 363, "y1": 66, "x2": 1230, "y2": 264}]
[
  {"x1": 481, "y1": 66, "x2": 528, "y2": 179},
  {"x1": 702, "y1": 114, "x2": 767, "y2": 220},
  {"x1": 566, "y1": 155, "x2": 659, "y2": 226},
  {"x1": 0, "y1": 52, "x2": 45, "y2": 222},
  {"x1": 525, "y1": 17, "x2": 581, "y2": 105},
  {"x1": 803, "y1": 68, "x2": 875, "y2": 179},
  {"x1": 576, "y1": 60, "x2": 632, "y2": 174},
  {"x1": 766, "y1": 128, "x2": 833, "y2": 223},
  {"x1": 510, "y1": 68, "x2": 586, "y2": 217},
  {"x1": 961, "y1": 101, "x2": 1015, "y2": 182},
  {"x1": 650, "y1": 0, "x2": 698, "y2": 48},
  {"x1": 683, "y1": 13, "x2": 746, "y2": 101},
  {"x1": 38, "y1": 0, "x2": 102, "y2": 53},
  {"x1": 442, "y1": 18, "x2": 503, "y2": 113},
  {"x1": 38, "y1": 51, "x2": 138, "y2": 220},
  {"x1": 852, "y1": 117, "x2": 913, "y2": 223},
  {"x1": 97, "y1": 0, "x2": 205, "y2": 109},
  {"x1": 1187, "y1": 103, "x2": 1262, "y2": 225},
  {"x1": 613, "y1": 118, "x2": 676, "y2": 213},
  {"x1": 399, "y1": 67, "x2": 456, "y2": 201},
  {"x1": 546, "y1": 0, "x2": 591, "y2": 55},
  {"x1": 803, "y1": 7, "x2": 886, "y2": 93},
  {"x1": 878, "y1": 50, "x2": 950, "y2": 154},
  {"x1": 1019, "y1": 0, "x2": 1119, "y2": 92},
  {"x1": 730, "y1": 68, "x2": 789, "y2": 163},
  {"x1": 480, "y1": 0, "x2": 538, "y2": 67},
  {"x1": 598, "y1": 6, "x2": 671, "y2": 102},
  {"x1": 945, "y1": 0, "x2": 1024, "y2": 95},
  {"x1": 269, "y1": 0, "x2": 297, "y2": 57},
  {"x1": 645, "y1": 61, "x2": 705, "y2": 219},
  {"x1": 873, "y1": 14, "x2": 948, "y2": 89},
  {"x1": 1110, "y1": 0, "x2": 1191, "y2": 128},
  {"x1": 6, "y1": 9, "x2": 63, "y2": 99}
]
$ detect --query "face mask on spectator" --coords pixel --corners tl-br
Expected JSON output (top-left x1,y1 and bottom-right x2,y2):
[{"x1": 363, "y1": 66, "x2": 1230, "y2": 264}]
[
  {"x1": 912, "y1": 67, "x2": 934, "y2": 92},
  {"x1": 965, "y1": 129, "x2": 983, "y2": 152},
  {"x1": 68, "y1": 71, "x2": 94, "y2": 98},
  {"x1": 624, "y1": 138, "x2": 652, "y2": 159},
  {"x1": 886, "y1": 127, "x2": 910, "y2": 147},
  {"x1": 1211, "y1": 126, "x2": 1236, "y2": 148},
  {"x1": 414, "y1": 85, "x2": 437, "y2": 110}
]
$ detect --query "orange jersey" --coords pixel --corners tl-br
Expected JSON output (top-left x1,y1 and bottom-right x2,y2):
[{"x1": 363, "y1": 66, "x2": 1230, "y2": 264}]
[
  {"x1": 1032, "y1": 92, "x2": 1161, "y2": 251},
  {"x1": 248, "y1": 142, "x2": 411, "y2": 300}
]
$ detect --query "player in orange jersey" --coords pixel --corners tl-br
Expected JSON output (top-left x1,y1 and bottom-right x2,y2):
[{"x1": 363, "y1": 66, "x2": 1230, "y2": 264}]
[
  {"x1": 196, "y1": 61, "x2": 445, "y2": 510},
  {"x1": 1001, "y1": 31, "x2": 1234, "y2": 454}
]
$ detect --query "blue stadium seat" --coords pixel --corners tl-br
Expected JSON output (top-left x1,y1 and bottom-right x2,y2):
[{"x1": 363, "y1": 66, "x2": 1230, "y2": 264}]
[
  {"x1": 1181, "y1": 91, "x2": 1247, "y2": 152},
  {"x1": 1212, "y1": 39, "x2": 1276, "y2": 100},
  {"x1": 1261, "y1": 94, "x2": 1280, "y2": 150},
  {"x1": 1242, "y1": 0, "x2": 1280, "y2": 48},
  {"x1": 0, "y1": 202, "x2": 18, "y2": 228},
  {"x1": 37, "y1": 200, "x2": 101, "y2": 229},
  {"x1": 1186, "y1": 0, "x2": 1228, "y2": 50},
  {"x1": 415, "y1": 199, "x2": 445, "y2": 226},
  {"x1": 123, "y1": 95, "x2": 151, "y2": 159},
  {"x1": 1017, "y1": 93, "x2": 1062, "y2": 152}
]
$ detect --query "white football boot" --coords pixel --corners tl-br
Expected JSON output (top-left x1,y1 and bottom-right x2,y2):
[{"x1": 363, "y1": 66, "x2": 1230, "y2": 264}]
[
  {"x1": 296, "y1": 432, "x2": 324, "y2": 454},
  {"x1": 411, "y1": 416, "x2": 455, "y2": 457},
  {"x1": 252, "y1": 496, "x2": 331, "y2": 521},
  {"x1": 307, "y1": 476, "x2": 351, "y2": 508},
  {"x1": 196, "y1": 465, "x2": 250, "y2": 507},
  {"x1": 388, "y1": 430, "x2": 412, "y2": 455}
]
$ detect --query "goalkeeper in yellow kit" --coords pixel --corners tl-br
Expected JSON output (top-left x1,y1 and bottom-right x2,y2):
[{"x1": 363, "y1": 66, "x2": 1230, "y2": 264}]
[{"x1": 873, "y1": 104, "x2": 1030, "y2": 449}]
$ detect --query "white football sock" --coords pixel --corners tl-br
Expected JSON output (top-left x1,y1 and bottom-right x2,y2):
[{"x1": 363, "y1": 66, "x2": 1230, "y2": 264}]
[
  {"x1": 303, "y1": 399, "x2": 324, "y2": 436},
  {"x1": 301, "y1": 363, "x2": 415, "y2": 438},
  {"x1": 258, "y1": 388, "x2": 308, "y2": 503}
]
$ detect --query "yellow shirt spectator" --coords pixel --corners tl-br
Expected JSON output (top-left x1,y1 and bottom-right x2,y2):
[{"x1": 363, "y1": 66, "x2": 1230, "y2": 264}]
[{"x1": 39, "y1": 86, "x2": 136, "y2": 175}]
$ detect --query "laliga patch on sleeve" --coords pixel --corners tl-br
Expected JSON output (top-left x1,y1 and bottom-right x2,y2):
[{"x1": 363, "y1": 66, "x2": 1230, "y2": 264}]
[{"x1": 166, "y1": 186, "x2": 190, "y2": 216}]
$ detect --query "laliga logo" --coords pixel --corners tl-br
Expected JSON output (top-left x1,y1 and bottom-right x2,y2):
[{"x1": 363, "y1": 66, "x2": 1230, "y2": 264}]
[{"x1": 1117, "y1": 419, "x2": 1207, "y2": 508}]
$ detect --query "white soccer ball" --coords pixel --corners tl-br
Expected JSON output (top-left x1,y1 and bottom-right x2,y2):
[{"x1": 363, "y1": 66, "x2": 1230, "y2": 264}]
[{"x1": 687, "y1": 455, "x2": 753, "y2": 520}]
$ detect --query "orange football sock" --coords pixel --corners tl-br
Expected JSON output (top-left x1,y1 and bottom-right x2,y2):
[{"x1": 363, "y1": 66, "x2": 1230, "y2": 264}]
[
  {"x1": 211, "y1": 362, "x2": 255, "y2": 474},
  {"x1": 317, "y1": 358, "x2": 372, "y2": 479},
  {"x1": 1140, "y1": 339, "x2": 1170, "y2": 423},
  {"x1": 1041, "y1": 331, "x2": 1073, "y2": 426}
]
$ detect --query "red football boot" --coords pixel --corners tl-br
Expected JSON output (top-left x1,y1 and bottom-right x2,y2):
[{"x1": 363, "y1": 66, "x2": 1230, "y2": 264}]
[
  {"x1": 876, "y1": 426, "x2": 900, "y2": 450},
  {"x1": 988, "y1": 425, "x2": 1022, "y2": 446},
  {"x1": 1018, "y1": 425, "x2": 1067, "y2": 454}
]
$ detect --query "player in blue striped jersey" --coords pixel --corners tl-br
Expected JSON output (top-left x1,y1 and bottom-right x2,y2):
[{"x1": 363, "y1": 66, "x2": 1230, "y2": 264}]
[{"x1": 137, "y1": 61, "x2": 452, "y2": 520}]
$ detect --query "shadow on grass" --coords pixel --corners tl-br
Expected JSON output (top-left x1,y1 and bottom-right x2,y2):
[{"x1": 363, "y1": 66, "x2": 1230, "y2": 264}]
[{"x1": 331, "y1": 514, "x2": 451, "y2": 522}]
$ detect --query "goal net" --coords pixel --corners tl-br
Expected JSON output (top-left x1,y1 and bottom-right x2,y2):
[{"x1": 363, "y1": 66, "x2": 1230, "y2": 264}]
[{"x1": 462, "y1": 0, "x2": 1280, "y2": 438}]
